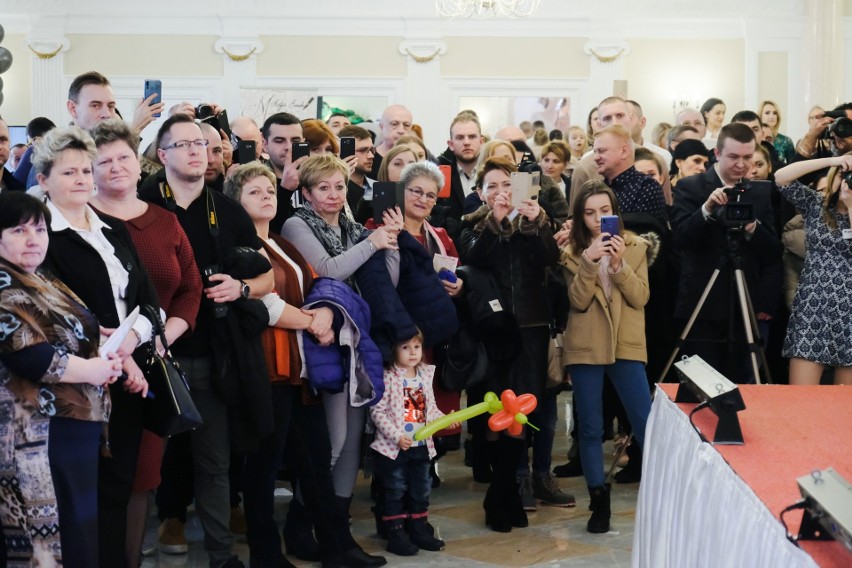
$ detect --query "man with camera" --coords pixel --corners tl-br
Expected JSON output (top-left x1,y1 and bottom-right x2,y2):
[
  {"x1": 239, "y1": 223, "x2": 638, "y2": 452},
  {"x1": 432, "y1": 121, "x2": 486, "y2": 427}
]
[
  {"x1": 140, "y1": 114, "x2": 273, "y2": 568},
  {"x1": 794, "y1": 103, "x2": 852, "y2": 161},
  {"x1": 259, "y1": 112, "x2": 308, "y2": 233},
  {"x1": 671, "y1": 122, "x2": 781, "y2": 383}
]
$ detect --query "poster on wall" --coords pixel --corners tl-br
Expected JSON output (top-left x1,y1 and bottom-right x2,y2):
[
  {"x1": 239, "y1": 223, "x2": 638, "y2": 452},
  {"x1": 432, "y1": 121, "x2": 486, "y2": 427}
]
[
  {"x1": 458, "y1": 96, "x2": 573, "y2": 139},
  {"x1": 240, "y1": 88, "x2": 319, "y2": 126}
]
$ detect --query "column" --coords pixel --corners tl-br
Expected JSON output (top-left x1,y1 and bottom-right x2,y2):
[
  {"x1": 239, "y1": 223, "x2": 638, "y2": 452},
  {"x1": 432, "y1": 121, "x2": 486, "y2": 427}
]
[
  {"x1": 583, "y1": 39, "x2": 631, "y2": 108},
  {"x1": 398, "y1": 38, "x2": 447, "y2": 153},
  {"x1": 24, "y1": 34, "x2": 70, "y2": 125},
  {"x1": 214, "y1": 37, "x2": 264, "y2": 118},
  {"x1": 803, "y1": 0, "x2": 844, "y2": 110}
]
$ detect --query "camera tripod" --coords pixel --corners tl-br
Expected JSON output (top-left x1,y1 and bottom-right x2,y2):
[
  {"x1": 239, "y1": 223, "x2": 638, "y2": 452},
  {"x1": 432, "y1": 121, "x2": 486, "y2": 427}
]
[{"x1": 659, "y1": 228, "x2": 772, "y2": 385}]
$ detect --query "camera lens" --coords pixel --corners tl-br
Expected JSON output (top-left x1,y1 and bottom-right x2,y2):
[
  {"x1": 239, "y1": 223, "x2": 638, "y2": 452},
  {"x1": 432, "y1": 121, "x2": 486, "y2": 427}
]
[
  {"x1": 196, "y1": 104, "x2": 214, "y2": 120},
  {"x1": 830, "y1": 117, "x2": 852, "y2": 139}
]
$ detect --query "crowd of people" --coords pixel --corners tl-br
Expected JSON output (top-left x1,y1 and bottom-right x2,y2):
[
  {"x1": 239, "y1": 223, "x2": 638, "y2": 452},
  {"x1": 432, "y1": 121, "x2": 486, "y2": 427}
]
[{"x1": 0, "y1": 70, "x2": 851, "y2": 568}]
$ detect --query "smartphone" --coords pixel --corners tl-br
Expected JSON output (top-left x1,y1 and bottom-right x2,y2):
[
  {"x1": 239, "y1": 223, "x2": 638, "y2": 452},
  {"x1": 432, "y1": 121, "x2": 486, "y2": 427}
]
[
  {"x1": 339, "y1": 137, "x2": 356, "y2": 159},
  {"x1": 372, "y1": 181, "x2": 401, "y2": 220},
  {"x1": 510, "y1": 171, "x2": 532, "y2": 207},
  {"x1": 143, "y1": 80, "x2": 162, "y2": 117},
  {"x1": 216, "y1": 109, "x2": 231, "y2": 139},
  {"x1": 600, "y1": 215, "x2": 620, "y2": 241},
  {"x1": 438, "y1": 165, "x2": 452, "y2": 198},
  {"x1": 292, "y1": 141, "x2": 311, "y2": 162},
  {"x1": 237, "y1": 140, "x2": 256, "y2": 165}
]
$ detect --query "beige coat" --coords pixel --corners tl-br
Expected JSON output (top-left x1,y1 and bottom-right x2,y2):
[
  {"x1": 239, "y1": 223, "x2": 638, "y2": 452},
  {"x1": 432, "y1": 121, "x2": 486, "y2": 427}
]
[{"x1": 560, "y1": 232, "x2": 651, "y2": 366}]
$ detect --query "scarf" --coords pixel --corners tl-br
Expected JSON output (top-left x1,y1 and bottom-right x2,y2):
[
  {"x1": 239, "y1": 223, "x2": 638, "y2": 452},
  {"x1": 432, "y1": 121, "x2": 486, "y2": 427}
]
[{"x1": 293, "y1": 202, "x2": 366, "y2": 258}]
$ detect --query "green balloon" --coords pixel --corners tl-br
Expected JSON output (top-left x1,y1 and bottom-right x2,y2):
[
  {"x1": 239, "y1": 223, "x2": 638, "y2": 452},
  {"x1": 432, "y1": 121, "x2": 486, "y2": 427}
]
[{"x1": 0, "y1": 48, "x2": 11, "y2": 75}]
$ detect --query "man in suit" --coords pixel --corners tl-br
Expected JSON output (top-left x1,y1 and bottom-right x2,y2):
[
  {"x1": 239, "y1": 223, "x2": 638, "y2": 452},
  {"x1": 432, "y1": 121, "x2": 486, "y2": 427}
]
[{"x1": 671, "y1": 122, "x2": 781, "y2": 383}]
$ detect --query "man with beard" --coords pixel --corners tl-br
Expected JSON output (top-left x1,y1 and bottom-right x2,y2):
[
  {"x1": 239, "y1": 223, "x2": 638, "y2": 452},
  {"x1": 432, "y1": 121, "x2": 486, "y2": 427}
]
[
  {"x1": 337, "y1": 125, "x2": 375, "y2": 213},
  {"x1": 437, "y1": 112, "x2": 484, "y2": 224}
]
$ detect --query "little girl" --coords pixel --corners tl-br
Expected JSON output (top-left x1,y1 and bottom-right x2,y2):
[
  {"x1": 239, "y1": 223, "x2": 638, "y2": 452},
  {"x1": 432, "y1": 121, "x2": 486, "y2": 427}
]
[
  {"x1": 560, "y1": 180, "x2": 654, "y2": 534},
  {"x1": 370, "y1": 331, "x2": 458, "y2": 556}
]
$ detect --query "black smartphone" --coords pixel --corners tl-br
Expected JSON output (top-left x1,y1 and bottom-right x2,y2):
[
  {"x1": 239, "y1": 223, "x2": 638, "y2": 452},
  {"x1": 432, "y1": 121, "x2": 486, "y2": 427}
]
[
  {"x1": 216, "y1": 109, "x2": 231, "y2": 139},
  {"x1": 292, "y1": 141, "x2": 311, "y2": 162},
  {"x1": 237, "y1": 140, "x2": 256, "y2": 165},
  {"x1": 339, "y1": 137, "x2": 356, "y2": 159},
  {"x1": 143, "y1": 79, "x2": 162, "y2": 117},
  {"x1": 372, "y1": 181, "x2": 402, "y2": 220}
]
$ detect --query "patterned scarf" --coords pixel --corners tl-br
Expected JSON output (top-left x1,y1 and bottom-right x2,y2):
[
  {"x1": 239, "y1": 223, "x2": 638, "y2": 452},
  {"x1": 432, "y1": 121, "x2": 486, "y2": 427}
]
[{"x1": 293, "y1": 202, "x2": 366, "y2": 258}]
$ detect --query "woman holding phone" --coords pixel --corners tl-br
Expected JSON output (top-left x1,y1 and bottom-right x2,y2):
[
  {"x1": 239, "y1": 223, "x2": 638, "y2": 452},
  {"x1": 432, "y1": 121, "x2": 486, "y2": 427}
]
[{"x1": 560, "y1": 180, "x2": 653, "y2": 534}]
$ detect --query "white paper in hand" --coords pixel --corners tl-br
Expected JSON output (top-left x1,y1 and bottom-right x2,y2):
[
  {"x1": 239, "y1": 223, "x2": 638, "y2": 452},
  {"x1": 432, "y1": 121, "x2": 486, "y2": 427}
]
[
  {"x1": 432, "y1": 253, "x2": 458, "y2": 274},
  {"x1": 99, "y1": 305, "x2": 140, "y2": 359}
]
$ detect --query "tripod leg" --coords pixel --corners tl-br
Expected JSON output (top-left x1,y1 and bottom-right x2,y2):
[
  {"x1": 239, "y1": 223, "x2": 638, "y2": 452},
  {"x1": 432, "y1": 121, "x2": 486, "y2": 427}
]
[
  {"x1": 733, "y1": 269, "x2": 762, "y2": 384},
  {"x1": 659, "y1": 268, "x2": 722, "y2": 383},
  {"x1": 737, "y1": 269, "x2": 773, "y2": 384}
]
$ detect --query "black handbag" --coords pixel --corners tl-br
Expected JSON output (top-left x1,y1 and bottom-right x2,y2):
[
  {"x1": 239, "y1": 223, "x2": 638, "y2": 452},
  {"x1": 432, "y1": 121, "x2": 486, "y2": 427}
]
[{"x1": 139, "y1": 305, "x2": 203, "y2": 437}]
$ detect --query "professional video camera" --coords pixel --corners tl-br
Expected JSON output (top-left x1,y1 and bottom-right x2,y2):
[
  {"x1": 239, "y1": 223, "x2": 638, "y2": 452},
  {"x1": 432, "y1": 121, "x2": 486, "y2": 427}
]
[{"x1": 721, "y1": 181, "x2": 755, "y2": 227}]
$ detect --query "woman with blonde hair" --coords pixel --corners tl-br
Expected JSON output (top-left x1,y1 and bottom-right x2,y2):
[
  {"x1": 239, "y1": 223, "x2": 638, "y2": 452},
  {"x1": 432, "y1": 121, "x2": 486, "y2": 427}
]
[{"x1": 760, "y1": 100, "x2": 795, "y2": 165}]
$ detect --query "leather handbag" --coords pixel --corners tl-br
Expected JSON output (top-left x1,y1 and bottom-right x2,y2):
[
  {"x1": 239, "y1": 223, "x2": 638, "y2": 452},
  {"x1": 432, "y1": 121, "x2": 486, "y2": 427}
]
[{"x1": 139, "y1": 305, "x2": 202, "y2": 437}]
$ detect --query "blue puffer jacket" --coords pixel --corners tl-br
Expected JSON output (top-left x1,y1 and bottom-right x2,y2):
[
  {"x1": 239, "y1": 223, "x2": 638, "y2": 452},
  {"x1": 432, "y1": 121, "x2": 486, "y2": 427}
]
[
  {"x1": 354, "y1": 232, "x2": 458, "y2": 360},
  {"x1": 300, "y1": 277, "x2": 384, "y2": 407}
]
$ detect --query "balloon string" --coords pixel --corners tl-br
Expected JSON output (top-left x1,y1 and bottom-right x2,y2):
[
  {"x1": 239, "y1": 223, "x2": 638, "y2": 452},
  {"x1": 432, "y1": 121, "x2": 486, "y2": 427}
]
[{"x1": 526, "y1": 421, "x2": 540, "y2": 432}]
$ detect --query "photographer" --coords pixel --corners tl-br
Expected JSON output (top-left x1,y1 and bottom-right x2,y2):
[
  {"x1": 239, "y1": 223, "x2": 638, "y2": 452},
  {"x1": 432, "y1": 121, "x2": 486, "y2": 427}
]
[
  {"x1": 774, "y1": 153, "x2": 852, "y2": 385},
  {"x1": 794, "y1": 103, "x2": 852, "y2": 161},
  {"x1": 671, "y1": 123, "x2": 781, "y2": 382}
]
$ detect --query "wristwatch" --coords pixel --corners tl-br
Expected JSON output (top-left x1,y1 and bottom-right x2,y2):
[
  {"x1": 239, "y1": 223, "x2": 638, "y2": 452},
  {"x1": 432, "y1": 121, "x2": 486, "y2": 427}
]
[{"x1": 239, "y1": 280, "x2": 250, "y2": 299}]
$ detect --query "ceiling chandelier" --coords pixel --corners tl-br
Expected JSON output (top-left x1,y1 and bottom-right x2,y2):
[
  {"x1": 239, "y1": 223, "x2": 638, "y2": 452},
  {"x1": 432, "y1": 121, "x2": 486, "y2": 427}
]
[{"x1": 435, "y1": 0, "x2": 542, "y2": 18}]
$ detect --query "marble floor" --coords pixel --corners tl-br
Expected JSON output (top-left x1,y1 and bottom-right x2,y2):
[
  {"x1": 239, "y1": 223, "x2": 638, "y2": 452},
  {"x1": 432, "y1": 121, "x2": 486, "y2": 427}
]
[{"x1": 141, "y1": 396, "x2": 638, "y2": 567}]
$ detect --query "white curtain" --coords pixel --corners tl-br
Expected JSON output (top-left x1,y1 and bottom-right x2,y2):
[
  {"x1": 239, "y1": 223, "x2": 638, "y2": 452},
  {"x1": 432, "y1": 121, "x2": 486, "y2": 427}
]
[{"x1": 632, "y1": 389, "x2": 819, "y2": 568}]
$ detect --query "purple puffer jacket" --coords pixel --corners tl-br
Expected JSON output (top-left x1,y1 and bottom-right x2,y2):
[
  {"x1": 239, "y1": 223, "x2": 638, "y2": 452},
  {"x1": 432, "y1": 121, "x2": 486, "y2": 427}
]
[{"x1": 299, "y1": 277, "x2": 384, "y2": 407}]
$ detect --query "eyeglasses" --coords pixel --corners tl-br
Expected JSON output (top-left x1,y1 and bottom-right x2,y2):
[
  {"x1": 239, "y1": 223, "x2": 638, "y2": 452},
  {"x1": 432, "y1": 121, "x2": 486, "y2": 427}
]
[
  {"x1": 161, "y1": 139, "x2": 210, "y2": 151},
  {"x1": 406, "y1": 187, "x2": 438, "y2": 202}
]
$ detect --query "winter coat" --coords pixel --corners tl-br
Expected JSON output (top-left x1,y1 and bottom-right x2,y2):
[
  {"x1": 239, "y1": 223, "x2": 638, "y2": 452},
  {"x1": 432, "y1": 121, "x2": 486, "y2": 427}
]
[
  {"x1": 370, "y1": 363, "x2": 444, "y2": 460},
  {"x1": 300, "y1": 277, "x2": 384, "y2": 407},
  {"x1": 560, "y1": 232, "x2": 655, "y2": 366},
  {"x1": 458, "y1": 204, "x2": 559, "y2": 327}
]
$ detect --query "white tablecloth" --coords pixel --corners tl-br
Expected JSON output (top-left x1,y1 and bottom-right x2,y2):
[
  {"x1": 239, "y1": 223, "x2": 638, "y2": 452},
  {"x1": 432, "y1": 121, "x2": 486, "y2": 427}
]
[{"x1": 631, "y1": 388, "x2": 819, "y2": 568}]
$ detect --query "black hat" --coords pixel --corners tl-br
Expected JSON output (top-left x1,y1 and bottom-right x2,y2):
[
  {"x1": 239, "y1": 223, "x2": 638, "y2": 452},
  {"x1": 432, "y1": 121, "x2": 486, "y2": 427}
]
[{"x1": 673, "y1": 139, "x2": 709, "y2": 162}]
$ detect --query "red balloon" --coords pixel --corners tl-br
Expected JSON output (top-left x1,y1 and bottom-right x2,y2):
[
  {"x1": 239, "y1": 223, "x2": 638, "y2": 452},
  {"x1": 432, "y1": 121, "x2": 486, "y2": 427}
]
[{"x1": 488, "y1": 390, "x2": 538, "y2": 434}]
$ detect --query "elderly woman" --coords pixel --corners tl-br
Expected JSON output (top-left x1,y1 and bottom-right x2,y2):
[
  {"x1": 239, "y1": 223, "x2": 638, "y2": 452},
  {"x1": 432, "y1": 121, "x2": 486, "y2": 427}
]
[
  {"x1": 225, "y1": 163, "x2": 385, "y2": 568},
  {"x1": 458, "y1": 156, "x2": 569, "y2": 532},
  {"x1": 88, "y1": 119, "x2": 201, "y2": 567},
  {"x1": 0, "y1": 192, "x2": 124, "y2": 567},
  {"x1": 31, "y1": 126, "x2": 151, "y2": 567},
  {"x1": 281, "y1": 154, "x2": 399, "y2": 530}
]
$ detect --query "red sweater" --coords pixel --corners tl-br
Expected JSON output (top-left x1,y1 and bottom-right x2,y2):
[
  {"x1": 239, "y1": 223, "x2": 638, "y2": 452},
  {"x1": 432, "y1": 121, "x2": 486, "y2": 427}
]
[{"x1": 122, "y1": 204, "x2": 202, "y2": 331}]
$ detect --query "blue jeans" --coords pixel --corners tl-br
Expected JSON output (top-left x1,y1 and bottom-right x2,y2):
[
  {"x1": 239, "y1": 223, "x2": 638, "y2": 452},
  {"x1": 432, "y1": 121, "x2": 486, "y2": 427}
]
[
  {"x1": 374, "y1": 446, "x2": 431, "y2": 518},
  {"x1": 569, "y1": 360, "x2": 652, "y2": 487}
]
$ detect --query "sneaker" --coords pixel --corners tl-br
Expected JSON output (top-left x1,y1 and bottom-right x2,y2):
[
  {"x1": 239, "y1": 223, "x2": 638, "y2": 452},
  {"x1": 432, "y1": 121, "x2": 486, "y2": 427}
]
[
  {"x1": 158, "y1": 518, "x2": 188, "y2": 554},
  {"x1": 230, "y1": 505, "x2": 247, "y2": 535},
  {"x1": 533, "y1": 472, "x2": 576, "y2": 507},
  {"x1": 517, "y1": 474, "x2": 537, "y2": 511}
]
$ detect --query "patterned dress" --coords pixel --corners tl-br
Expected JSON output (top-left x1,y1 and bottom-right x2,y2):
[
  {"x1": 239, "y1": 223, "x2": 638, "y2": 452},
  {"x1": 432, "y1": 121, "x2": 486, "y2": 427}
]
[
  {"x1": 779, "y1": 181, "x2": 852, "y2": 365},
  {"x1": 0, "y1": 260, "x2": 105, "y2": 566}
]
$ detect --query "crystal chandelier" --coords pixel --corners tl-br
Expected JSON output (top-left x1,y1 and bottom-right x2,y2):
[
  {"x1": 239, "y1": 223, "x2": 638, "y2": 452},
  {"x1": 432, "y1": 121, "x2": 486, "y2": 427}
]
[{"x1": 435, "y1": 0, "x2": 542, "y2": 18}]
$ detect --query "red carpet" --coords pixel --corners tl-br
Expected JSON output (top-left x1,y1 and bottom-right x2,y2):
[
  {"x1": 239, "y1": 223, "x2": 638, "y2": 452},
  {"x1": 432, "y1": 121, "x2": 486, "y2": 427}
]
[{"x1": 660, "y1": 383, "x2": 852, "y2": 568}]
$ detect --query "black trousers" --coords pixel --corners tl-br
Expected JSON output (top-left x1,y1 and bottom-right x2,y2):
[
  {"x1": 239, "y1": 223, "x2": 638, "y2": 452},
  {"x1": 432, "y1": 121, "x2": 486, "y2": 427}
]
[{"x1": 243, "y1": 384, "x2": 356, "y2": 565}]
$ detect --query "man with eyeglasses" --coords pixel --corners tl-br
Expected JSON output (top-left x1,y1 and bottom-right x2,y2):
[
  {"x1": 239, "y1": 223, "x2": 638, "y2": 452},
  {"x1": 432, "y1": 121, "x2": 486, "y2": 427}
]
[
  {"x1": 140, "y1": 113, "x2": 273, "y2": 568},
  {"x1": 338, "y1": 125, "x2": 375, "y2": 214},
  {"x1": 371, "y1": 104, "x2": 414, "y2": 178}
]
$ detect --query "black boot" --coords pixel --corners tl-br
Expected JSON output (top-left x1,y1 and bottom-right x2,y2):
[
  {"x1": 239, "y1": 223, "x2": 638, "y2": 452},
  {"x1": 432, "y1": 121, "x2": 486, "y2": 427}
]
[
  {"x1": 383, "y1": 520, "x2": 418, "y2": 556},
  {"x1": 408, "y1": 515, "x2": 444, "y2": 551},
  {"x1": 483, "y1": 437, "x2": 528, "y2": 533},
  {"x1": 320, "y1": 497, "x2": 387, "y2": 568},
  {"x1": 587, "y1": 484, "x2": 611, "y2": 534},
  {"x1": 613, "y1": 439, "x2": 642, "y2": 483},
  {"x1": 283, "y1": 498, "x2": 321, "y2": 561}
]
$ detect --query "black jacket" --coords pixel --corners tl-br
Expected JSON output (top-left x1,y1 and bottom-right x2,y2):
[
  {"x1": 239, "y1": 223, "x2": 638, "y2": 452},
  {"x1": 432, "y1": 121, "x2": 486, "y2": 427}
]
[
  {"x1": 458, "y1": 205, "x2": 558, "y2": 328},
  {"x1": 436, "y1": 148, "x2": 468, "y2": 225},
  {"x1": 671, "y1": 167, "x2": 782, "y2": 321}
]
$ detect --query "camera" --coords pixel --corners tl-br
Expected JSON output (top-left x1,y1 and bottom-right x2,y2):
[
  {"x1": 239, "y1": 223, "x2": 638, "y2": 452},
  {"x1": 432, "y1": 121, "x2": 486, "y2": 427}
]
[
  {"x1": 721, "y1": 182, "x2": 755, "y2": 227},
  {"x1": 518, "y1": 151, "x2": 542, "y2": 175},
  {"x1": 195, "y1": 104, "x2": 215, "y2": 120},
  {"x1": 828, "y1": 117, "x2": 852, "y2": 139},
  {"x1": 201, "y1": 265, "x2": 228, "y2": 318}
]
